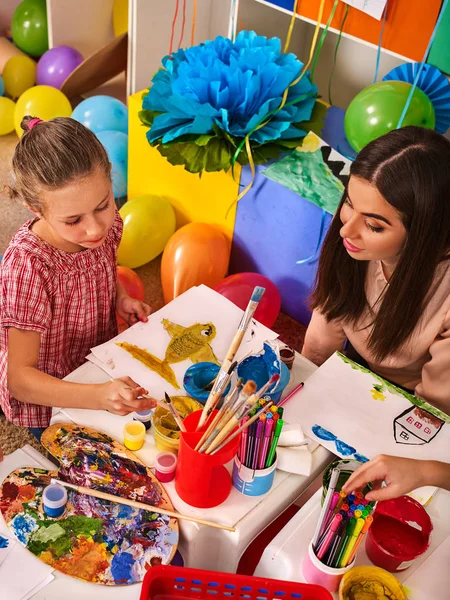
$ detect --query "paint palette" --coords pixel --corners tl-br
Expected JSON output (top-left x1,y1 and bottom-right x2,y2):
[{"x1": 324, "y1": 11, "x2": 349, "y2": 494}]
[{"x1": 0, "y1": 424, "x2": 178, "y2": 585}]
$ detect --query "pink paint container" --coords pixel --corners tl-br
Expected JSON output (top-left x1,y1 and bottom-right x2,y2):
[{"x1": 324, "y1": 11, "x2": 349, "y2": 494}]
[
  {"x1": 154, "y1": 451, "x2": 177, "y2": 483},
  {"x1": 302, "y1": 541, "x2": 354, "y2": 593},
  {"x1": 366, "y1": 496, "x2": 432, "y2": 572}
]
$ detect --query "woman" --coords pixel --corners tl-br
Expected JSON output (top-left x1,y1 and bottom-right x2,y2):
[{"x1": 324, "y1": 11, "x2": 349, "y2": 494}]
[{"x1": 302, "y1": 126, "x2": 450, "y2": 412}]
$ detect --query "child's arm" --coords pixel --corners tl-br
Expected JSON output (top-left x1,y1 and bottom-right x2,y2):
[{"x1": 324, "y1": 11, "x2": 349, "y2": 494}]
[
  {"x1": 116, "y1": 280, "x2": 152, "y2": 327},
  {"x1": 342, "y1": 454, "x2": 450, "y2": 501},
  {"x1": 8, "y1": 328, "x2": 157, "y2": 415},
  {"x1": 302, "y1": 309, "x2": 347, "y2": 366}
]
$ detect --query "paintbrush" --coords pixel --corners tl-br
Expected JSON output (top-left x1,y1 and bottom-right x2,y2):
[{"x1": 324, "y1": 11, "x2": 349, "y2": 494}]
[
  {"x1": 210, "y1": 401, "x2": 274, "y2": 455},
  {"x1": 50, "y1": 478, "x2": 235, "y2": 531},
  {"x1": 199, "y1": 361, "x2": 238, "y2": 428},
  {"x1": 197, "y1": 286, "x2": 265, "y2": 429},
  {"x1": 163, "y1": 393, "x2": 187, "y2": 432},
  {"x1": 194, "y1": 378, "x2": 243, "y2": 452},
  {"x1": 203, "y1": 374, "x2": 280, "y2": 455}
]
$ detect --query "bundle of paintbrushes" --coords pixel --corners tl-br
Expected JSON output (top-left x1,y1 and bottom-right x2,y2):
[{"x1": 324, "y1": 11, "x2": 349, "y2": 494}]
[
  {"x1": 195, "y1": 374, "x2": 280, "y2": 455},
  {"x1": 311, "y1": 468, "x2": 375, "y2": 569},
  {"x1": 238, "y1": 404, "x2": 284, "y2": 470}
]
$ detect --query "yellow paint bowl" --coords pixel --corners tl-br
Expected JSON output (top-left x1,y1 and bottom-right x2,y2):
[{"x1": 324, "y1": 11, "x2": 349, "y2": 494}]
[
  {"x1": 152, "y1": 396, "x2": 202, "y2": 454},
  {"x1": 339, "y1": 565, "x2": 407, "y2": 600},
  {"x1": 123, "y1": 421, "x2": 146, "y2": 451}
]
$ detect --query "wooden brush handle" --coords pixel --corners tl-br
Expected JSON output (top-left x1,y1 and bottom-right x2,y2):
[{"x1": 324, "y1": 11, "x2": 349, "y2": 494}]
[{"x1": 204, "y1": 416, "x2": 239, "y2": 455}]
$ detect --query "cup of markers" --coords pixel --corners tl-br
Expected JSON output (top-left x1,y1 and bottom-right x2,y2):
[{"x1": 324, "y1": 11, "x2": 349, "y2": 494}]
[
  {"x1": 302, "y1": 467, "x2": 375, "y2": 593},
  {"x1": 232, "y1": 403, "x2": 284, "y2": 496}
]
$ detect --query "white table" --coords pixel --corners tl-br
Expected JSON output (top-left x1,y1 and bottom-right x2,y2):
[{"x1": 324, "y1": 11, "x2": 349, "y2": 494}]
[
  {"x1": 254, "y1": 486, "x2": 450, "y2": 599},
  {"x1": 32, "y1": 352, "x2": 334, "y2": 598}
]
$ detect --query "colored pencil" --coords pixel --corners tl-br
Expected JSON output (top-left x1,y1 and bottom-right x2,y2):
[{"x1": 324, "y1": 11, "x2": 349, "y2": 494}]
[
  {"x1": 277, "y1": 381, "x2": 304, "y2": 408},
  {"x1": 197, "y1": 286, "x2": 265, "y2": 429},
  {"x1": 312, "y1": 467, "x2": 340, "y2": 548},
  {"x1": 164, "y1": 393, "x2": 186, "y2": 432},
  {"x1": 50, "y1": 479, "x2": 235, "y2": 531}
]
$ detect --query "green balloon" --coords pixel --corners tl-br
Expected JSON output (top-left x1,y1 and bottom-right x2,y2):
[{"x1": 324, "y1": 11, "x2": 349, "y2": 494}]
[
  {"x1": 11, "y1": 0, "x2": 48, "y2": 58},
  {"x1": 344, "y1": 81, "x2": 435, "y2": 153}
]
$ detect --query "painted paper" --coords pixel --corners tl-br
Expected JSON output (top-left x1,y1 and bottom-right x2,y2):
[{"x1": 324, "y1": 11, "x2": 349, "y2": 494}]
[
  {"x1": 0, "y1": 425, "x2": 178, "y2": 585},
  {"x1": 0, "y1": 534, "x2": 15, "y2": 566},
  {"x1": 90, "y1": 285, "x2": 278, "y2": 396},
  {"x1": 283, "y1": 352, "x2": 450, "y2": 463},
  {"x1": 262, "y1": 132, "x2": 351, "y2": 214},
  {"x1": 341, "y1": 0, "x2": 387, "y2": 21}
]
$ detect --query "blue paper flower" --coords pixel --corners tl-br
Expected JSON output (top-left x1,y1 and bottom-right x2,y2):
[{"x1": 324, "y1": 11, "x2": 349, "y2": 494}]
[{"x1": 140, "y1": 31, "x2": 318, "y2": 173}]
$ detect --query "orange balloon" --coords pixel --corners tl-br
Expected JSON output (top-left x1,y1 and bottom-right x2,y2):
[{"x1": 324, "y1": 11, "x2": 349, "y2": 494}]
[{"x1": 161, "y1": 222, "x2": 230, "y2": 303}]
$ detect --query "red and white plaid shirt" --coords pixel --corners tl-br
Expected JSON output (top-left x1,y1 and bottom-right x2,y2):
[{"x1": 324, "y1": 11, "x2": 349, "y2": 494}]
[{"x1": 0, "y1": 210, "x2": 123, "y2": 427}]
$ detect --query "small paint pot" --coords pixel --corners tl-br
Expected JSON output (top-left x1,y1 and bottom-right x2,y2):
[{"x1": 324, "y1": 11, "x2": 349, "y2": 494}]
[
  {"x1": 365, "y1": 496, "x2": 432, "y2": 572},
  {"x1": 152, "y1": 420, "x2": 181, "y2": 454},
  {"x1": 133, "y1": 409, "x2": 153, "y2": 430},
  {"x1": 123, "y1": 421, "x2": 146, "y2": 451},
  {"x1": 280, "y1": 346, "x2": 295, "y2": 370},
  {"x1": 154, "y1": 451, "x2": 177, "y2": 483},
  {"x1": 232, "y1": 455, "x2": 277, "y2": 497},
  {"x1": 338, "y1": 565, "x2": 407, "y2": 600},
  {"x1": 183, "y1": 362, "x2": 231, "y2": 404},
  {"x1": 237, "y1": 347, "x2": 290, "y2": 404},
  {"x1": 42, "y1": 484, "x2": 67, "y2": 518},
  {"x1": 302, "y1": 541, "x2": 355, "y2": 593}
]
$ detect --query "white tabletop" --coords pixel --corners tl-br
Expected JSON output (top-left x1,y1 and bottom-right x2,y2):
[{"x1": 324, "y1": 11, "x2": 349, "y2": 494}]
[{"x1": 255, "y1": 486, "x2": 450, "y2": 599}]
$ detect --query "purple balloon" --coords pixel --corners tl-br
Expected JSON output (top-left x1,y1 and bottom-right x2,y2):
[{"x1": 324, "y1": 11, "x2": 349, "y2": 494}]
[{"x1": 36, "y1": 45, "x2": 83, "y2": 89}]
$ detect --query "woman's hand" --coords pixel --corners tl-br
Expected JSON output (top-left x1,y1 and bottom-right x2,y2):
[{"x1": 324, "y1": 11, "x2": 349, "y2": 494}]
[
  {"x1": 342, "y1": 455, "x2": 431, "y2": 502},
  {"x1": 98, "y1": 376, "x2": 157, "y2": 416},
  {"x1": 116, "y1": 294, "x2": 152, "y2": 326}
]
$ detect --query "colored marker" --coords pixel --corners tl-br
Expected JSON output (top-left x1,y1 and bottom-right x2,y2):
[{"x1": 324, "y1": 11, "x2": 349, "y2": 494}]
[
  {"x1": 350, "y1": 504, "x2": 358, "y2": 512},
  {"x1": 270, "y1": 406, "x2": 278, "y2": 413},
  {"x1": 355, "y1": 492, "x2": 364, "y2": 500},
  {"x1": 258, "y1": 418, "x2": 273, "y2": 469},
  {"x1": 354, "y1": 509, "x2": 363, "y2": 519},
  {"x1": 265, "y1": 418, "x2": 284, "y2": 467},
  {"x1": 277, "y1": 407, "x2": 284, "y2": 419},
  {"x1": 348, "y1": 515, "x2": 374, "y2": 564},
  {"x1": 340, "y1": 517, "x2": 365, "y2": 567},
  {"x1": 357, "y1": 504, "x2": 365, "y2": 511},
  {"x1": 252, "y1": 420, "x2": 264, "y2": 470},
  {"x1": 347, "y1": 511, "x2": 354, "y2": 519},
  {"x1": 325, "y1": 516, "x2": 348, "y2": 566},
  {"x1": 312, "y1": 468, "x2": 340, "y2": 549},
  {"x1": 277, "y1": 381, "x2": 304, "y2": 407},
  {"x1": 317, "y1": 514, "x2": 343, "y2": 560},
  {"x1": 347, "y1": 494, "x2": 356, "y2": 503},
  {"x1": 334, "y1": 517, "x2": 357, "y2": 568},
  {"x1": 239, "y1": 416, "x2": 249, "y2": 463},
  {"x1": 323, "y1": 492, "x2": 340, "y2": 530}
]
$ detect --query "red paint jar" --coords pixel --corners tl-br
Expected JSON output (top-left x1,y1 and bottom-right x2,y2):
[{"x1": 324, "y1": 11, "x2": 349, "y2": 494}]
[
  {"x1": 365, "y1": 496, "x2": 432, "y2": 572},
  {"x1": 154, "y1": 451, "x2": 177, "y2": 483}
]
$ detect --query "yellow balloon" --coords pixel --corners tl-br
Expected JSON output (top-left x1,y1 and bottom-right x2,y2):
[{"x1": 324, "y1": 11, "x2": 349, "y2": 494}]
[
  {"x1": 3, "y1": 55, "x2": 36, "y2": 100},
  {"x1": 118, "y1": 195, "x2": 176, "y2": 268},
  {"x1": 113, "y1": 0, "x2": 128, "y2": 37},
  {"x1": 14, "y1": 85, "x2": 72, "y2": 137},
  {"x1": 0, "y1": 97, "x2": 16, "y2": 135}
]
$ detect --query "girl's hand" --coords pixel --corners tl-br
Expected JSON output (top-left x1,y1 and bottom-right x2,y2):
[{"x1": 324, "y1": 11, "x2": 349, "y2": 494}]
[
  {"x1": 99, "y1": 376, "x2": 157, "y2": 416},
  {"x1": 342, "y1": 454, "x2": 430, "y2": 502},
  {"x1": 116, "y1": 295, "x2": 152, "y2": 326}
]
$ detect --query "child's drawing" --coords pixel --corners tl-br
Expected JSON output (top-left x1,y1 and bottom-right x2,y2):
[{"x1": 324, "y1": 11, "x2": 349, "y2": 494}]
[
  {"x1": 117, "y1": 318, "x2": 219, "y2": 389},
  {"x1": 283, "y1": 352, "x2": 450, "y2": 463}
]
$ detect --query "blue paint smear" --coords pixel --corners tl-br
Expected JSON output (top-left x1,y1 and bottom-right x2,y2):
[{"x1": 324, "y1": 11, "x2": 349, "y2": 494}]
[
  {"x1": 335, "y1": 440, "x2": 356, "y2": 456},
  {"x1": 0, "y1": 536, "x2": 9, "y2": 549},
  {"x1": 354, "y1": 453, "x2": 369, "y2": 463},
  {"x1": 11, "y1": 514, "x2": 36, "y2": 544},
  {"x1": 312, "y1": 425, "x2": 337, "y2": 441},
  {"x1": 111, "y1": 551, "x2": 134, "y2": 584},
  {"x1": 117, "y1": 504, "x2": 135, "y2": 520}
]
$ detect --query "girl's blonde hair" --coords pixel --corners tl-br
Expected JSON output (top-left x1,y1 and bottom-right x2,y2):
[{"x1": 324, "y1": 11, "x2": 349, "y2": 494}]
[{"x1": 8, "y1": 116, "x2": 112, "y2": 213}]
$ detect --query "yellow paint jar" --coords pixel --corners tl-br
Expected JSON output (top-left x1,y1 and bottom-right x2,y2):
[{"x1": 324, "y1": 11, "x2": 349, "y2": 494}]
[
  {"x1": 339, "y1": 565, "x2": 407, "y2": 600},
  {"x1": 152, "y1": 422, "x2": 181, "y2": 454},
  {"x1": 123, "y1": 421, "x2": 146, "y2": 451}
]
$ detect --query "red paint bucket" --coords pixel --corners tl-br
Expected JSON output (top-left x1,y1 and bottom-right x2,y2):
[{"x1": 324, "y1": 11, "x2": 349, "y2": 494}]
[
  {"x1": 365, "y1": 496, "x2": 432, "y2": 572},
  {"x1": 175, "y1": 410, "x2": 240, "y2": 508}
]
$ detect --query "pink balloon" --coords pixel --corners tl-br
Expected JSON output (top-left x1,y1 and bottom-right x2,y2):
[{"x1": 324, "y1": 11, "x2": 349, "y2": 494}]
[{"x1": 215, "y1": 273, "x2": 281, "y2": 328}]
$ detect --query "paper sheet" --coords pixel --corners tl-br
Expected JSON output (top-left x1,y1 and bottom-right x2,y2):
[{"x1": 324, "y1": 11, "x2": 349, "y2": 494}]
[
  {"x1": 89, "y1": 285, "x2": 279, "y2": 398},
  {"x1": 282, "y1": 352, "x2": 450, "y2": 463},
  {"x1": 341, "y1": 0, "x2": 387, "y2": 21},
  {"x1": 0, "y1": 533, "x2": 15, "y2": 566}
]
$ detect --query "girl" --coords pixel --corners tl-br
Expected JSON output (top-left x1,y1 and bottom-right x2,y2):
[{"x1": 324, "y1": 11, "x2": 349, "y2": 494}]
[
  {"x1": 302, "y1": 126, "x2": 450, "y2": 412},
  {"x1": 0, "y1": 116, "x2": 157, "y2": 438}
]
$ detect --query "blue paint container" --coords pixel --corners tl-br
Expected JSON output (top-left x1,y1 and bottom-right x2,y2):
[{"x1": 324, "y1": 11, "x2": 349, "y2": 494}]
[
  {"x1": 133, "y1": 409, "x2": 153, "y2": 430},
  {"x1": 232, "y1": 455, "x2": 277, "y2": 496},
  {"x1": 42, "y1": 484, "x2": 67, "y2": 518},
  {"x1": 183, "y1": 362, "x2": 231, "y2": 404},
  {"x1": 237, "y1": 343, "x2": 290, "y2": 404}
]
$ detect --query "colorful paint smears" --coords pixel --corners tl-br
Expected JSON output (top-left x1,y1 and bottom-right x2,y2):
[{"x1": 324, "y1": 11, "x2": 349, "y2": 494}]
[
  {"x1": 117, "y1": 319, "x2": 219, "y2": 389},
  {"x1": 0, "y1": 425, "x2": 179, "y2": 585},
  {"x1": 312, "y1": 424, "x2": 367, "y2": 461}
]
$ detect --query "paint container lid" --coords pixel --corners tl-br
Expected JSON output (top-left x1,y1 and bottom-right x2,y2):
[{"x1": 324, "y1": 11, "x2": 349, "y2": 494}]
[
  {"x1": 155, "y1": 451, "x2": 177, "y2": 474},
  {"x1": 124, "y1": 421, "x2": 146, "y2": 441},
  {"x1": 133, "y1": 410, "x2": 153, "y2": 423},
  {"x1": 43, "y1": 484, "x2": 68, "y2": 509}
]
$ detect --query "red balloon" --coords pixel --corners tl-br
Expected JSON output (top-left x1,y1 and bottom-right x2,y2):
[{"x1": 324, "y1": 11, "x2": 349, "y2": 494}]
[
  {"x1": 117, "y1": 266, "x2": 145, "y2": 326},
  {"x1": 215, "y1": 273, "x2": 281, "y2": 328}
]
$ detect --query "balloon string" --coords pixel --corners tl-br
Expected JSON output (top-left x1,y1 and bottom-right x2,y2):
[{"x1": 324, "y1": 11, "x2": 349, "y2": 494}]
[
  {"x1": 373, "y1": 1, "x2": 388, "y2": 83},
  {"x1": 169, "y1": 0, "x2": 180, "y2": 55},
  {"x1": 284, "y1": 0, "x2": 300, "y2": 53},
  {"x1": 296, "y1": 209, "x2": 327, "y2": 264},
  {"x1": 327, "y1": 4, "x2": 349, "y2": 106},
  {"x1": 310, "y1": 0, "x2": 340, "y2": 82},
  {"x1": 227, "y1": 0, "x2": 327, "y2": 217},
  {"x1": 177, "y1": 0, "x2": 187, "y2": 50},
  {"x1": 191, "y1": 0, "x2": 197, "y2": 46},
  {"x1": 397, "y1": 0, "x2": 449, "y2": 128}
]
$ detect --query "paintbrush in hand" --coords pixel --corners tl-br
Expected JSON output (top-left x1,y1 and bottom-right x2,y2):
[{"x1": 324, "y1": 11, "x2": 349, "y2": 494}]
[
  {"x1": 163, "y1": 393, "x2": 187, "y2": 433},
  {"x1": 197, "y1": 286, "x2": 265, "y2": 429}
]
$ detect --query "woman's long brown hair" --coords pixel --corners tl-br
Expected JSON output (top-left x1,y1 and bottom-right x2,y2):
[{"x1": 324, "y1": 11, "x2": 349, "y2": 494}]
[{"x1": 310, "y1": 126, "x2": 450, "y2": 361}]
